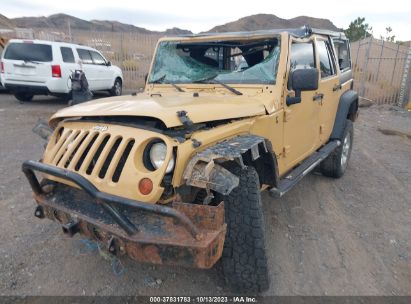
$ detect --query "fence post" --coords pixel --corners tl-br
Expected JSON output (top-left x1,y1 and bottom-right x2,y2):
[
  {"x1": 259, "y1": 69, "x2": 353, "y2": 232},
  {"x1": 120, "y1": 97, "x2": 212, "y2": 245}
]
[
  {"x1": 390, "y1": 44, "x2": 400, "y2": 85},
  {"x1": 360, "y1": 37, "x2": 372, "y2": 99},
  {"x1": 398, "y1": 44, "x2": 411, "y2": 107}
]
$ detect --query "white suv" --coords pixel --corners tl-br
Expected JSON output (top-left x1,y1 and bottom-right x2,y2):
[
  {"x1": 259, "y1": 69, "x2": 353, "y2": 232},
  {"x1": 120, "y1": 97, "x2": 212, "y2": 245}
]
[{"x1": 0, "y1": 39, "x2": 123, "y2": 102}]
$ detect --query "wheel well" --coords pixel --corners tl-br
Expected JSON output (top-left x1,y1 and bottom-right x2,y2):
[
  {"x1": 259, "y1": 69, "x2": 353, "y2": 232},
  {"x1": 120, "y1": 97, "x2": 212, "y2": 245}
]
[
  {"x1": 236, "y1": 141, "x2": 279, "y2": 187},
  {"x1": 182, "y1": 135, "x2": 280, "y2": 197},
  {"x1": 115, "y1": 77, "x2": 122, "y2": 84},
  {"x1": 347, "y1": 98, "x2": 358, "y2": 121}
]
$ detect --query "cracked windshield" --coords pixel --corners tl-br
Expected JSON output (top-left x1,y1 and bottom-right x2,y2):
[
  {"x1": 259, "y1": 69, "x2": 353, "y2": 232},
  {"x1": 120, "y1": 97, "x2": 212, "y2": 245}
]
[{"x1": 148, "y1": 38, "x2": 281, "y2": 85}]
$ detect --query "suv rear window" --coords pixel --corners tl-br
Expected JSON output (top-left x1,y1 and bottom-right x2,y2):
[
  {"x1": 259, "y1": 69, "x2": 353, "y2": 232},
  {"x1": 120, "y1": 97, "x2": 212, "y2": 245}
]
[
  {"x1": 60, "y1": 47, "x2": 75, "y2": 63},
  {"x1": 4, "y1": 43, "x2": 52, "y2": 62}
]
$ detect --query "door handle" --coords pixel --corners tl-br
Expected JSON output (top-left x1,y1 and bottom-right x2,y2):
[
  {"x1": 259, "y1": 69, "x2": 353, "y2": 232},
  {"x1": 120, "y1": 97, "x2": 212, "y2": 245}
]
[
  {"x1": 333, "y1": 84, "x2": 342, "y2": 91},
  {"x1": 313, "y1": 93, "x2": 324, "y2": 101}
]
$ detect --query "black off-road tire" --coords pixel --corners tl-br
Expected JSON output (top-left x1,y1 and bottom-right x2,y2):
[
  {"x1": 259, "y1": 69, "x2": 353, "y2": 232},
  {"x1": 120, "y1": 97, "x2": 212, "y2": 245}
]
[
  {"x1": 222, "y1": 165, "x2": 270, "y2": 293},
  {"x1": 320, "y1": 119, "x2": 353, "y2": 178},
  {"x1": 14, "y1": 92, "x2": 34, "y2": 102},
  {"x1": 110, "y1": 78, "x2": 122, "y2": 96}
]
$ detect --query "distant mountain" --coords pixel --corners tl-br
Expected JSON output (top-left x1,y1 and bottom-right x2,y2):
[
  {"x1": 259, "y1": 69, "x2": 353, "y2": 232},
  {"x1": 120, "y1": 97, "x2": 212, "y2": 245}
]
[
  {"x1": 164, "y1": 27, "x2": 192, "y2": 35},
  {"x1": 2, "y1": 13, "x2": 339, "y2": 36},
  {"x1": 89, "y1": 19, "x2": 155, "y2": 34},
  {"x1": 11, "y1": 13, "x2": 192, "y2": 35},
  {"x1": 0, "y1": 13, "x2": 15, "y2": 29},
  {"x1": 206, "y1": 14, "x2": 339, "y2": 33}
]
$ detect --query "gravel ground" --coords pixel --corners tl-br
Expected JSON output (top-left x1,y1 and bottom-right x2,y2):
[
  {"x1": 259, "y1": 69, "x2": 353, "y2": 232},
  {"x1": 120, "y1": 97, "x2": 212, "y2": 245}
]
[{"x1": 0, "y1": 93, "x2": 410, "y2": 296}]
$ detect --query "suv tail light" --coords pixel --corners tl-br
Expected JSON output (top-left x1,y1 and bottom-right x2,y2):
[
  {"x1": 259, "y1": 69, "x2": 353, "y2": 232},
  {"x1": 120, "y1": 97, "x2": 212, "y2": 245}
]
[
  {"x1": 51, "y1": 65, "x2": 61, "y2": 78},
  {"x1": 1, "y1": 61, "x2": 4, "y2": 73}
]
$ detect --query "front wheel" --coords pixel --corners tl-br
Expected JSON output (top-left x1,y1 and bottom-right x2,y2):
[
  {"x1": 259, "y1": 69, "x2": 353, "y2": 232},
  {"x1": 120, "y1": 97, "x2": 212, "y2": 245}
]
[
  {"x1": 320, "y1": 119, "x2": 353, "y2": 178},
  {"x1": 14, "y1": 92, "x2": 34, "y2": 102},
  {"x1": 110, "y1": 78, "x2": 122, "y2": 96},
  {"x1": 222, "y1": 165, "x2": 270, "y2": 293}
]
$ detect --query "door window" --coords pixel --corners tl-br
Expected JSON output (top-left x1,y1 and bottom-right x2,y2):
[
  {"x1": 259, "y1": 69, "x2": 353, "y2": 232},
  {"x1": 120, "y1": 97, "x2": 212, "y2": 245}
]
[
  {"x1": 333, "y1": 39, "x2": 351, "y2": 71},
  {"x1": 90, "y1": 51, "x2": 106, "y2": 65},
  {"x1": 290, "y1": 42, "x2": 315, "y2": 71},
  {"x1": 77, "y1": 49, "x2": 93, "y2": 64},
  {"x1": 289, "y1": 42, "x2": 315, "y2": 89},
  {"x1": 317, "y1": 40, "x2": 336, "y2": 78},
  {"x1": 60, "y1": 47, "x2": 75, "y2": 63}
]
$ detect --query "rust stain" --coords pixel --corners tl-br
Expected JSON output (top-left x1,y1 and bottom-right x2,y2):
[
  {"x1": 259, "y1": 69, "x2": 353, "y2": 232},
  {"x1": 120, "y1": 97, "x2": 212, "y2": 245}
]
[{"x1": 33, "y1": 190, "x2": 226, "y2": 269}]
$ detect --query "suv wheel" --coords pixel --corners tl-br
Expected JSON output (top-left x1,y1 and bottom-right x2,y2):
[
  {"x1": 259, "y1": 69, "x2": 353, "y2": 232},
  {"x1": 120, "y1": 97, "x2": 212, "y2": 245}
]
[
  {"x1": 222, "y1": 165, "x2": 270, "y2": 292},
  {"x1": 110, "y1": 78, "x2": 122, "y2": 96},
  {"x1": 320, "y1": 119, "x2": 353, "y2": 178},
  {"x1": 14, "y1": 92, "x2": 34, "y2": 102}
]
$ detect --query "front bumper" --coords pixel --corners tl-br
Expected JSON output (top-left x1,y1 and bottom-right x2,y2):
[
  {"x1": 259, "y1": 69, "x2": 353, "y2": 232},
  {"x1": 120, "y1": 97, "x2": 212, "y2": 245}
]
[{"x1": 22, "y1": 160, "x2": 226, "y2": 269}]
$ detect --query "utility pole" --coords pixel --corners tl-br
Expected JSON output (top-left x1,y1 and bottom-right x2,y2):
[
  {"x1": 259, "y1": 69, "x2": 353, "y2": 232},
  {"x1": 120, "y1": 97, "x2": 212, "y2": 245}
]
[
  {"x1": 360, "y1": 37, "x2": 372, "y2": 98},
  {"x1": 398, "y1": 44, "x2": 411, "y2": 107}
]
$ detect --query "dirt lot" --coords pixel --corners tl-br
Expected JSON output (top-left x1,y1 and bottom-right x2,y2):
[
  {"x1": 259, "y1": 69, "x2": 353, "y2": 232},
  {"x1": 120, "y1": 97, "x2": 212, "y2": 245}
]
[{"x1": 0, "y1": 93, "x2": 410, "y2": 296}]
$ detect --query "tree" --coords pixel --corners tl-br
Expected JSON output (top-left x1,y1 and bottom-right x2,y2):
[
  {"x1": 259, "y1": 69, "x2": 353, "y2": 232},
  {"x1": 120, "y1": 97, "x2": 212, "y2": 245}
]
[
  {"x1": 344, "y1": 17, "x2": 373, "y2": 42},
  {"x1": 380, "y1": 27, "x2": 396, "y2": 42}
]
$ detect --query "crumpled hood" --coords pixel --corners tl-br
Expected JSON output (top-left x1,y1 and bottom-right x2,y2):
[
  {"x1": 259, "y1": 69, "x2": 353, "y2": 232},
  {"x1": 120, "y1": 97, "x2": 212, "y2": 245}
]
[{"x1": 49, "y1": 93, "x2": 267, "y2": 128}]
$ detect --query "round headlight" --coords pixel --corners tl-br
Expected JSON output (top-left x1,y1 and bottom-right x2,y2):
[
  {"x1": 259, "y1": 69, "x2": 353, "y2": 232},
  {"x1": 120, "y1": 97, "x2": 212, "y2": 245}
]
[{"x1": 149, "y1": 142, "x2": 175, "y2": 173}]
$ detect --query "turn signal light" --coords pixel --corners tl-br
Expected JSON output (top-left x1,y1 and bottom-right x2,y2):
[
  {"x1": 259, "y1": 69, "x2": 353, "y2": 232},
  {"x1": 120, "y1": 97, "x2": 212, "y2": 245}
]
[
  {"x1": 139, "y1": 178, "x2": 153, "y2": 195},
  {"x1": 0, "y1": 61, "x2": 4, "y2": 73},
  {"x1": 51, "y1": 65, "x2": 61, "y2": 78}
]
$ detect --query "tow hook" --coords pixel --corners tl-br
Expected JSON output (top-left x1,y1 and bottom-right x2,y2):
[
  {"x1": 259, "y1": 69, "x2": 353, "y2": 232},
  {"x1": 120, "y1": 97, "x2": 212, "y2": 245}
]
[
  {"x1": 62, "y1": 220, "x2": 80, "y2": 237},
  {"x1": 107, "y1": 237, "x2": 117, "y2": 254},
  {"x1": 34, "y1": 205, "x2": 45, "y2": 219}
]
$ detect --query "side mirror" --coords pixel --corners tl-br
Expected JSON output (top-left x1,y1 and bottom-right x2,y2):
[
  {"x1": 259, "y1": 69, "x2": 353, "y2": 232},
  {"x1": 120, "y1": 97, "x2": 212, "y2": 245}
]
[
  {"x1": 286, "y1": 68, "x2": 319, "y2": 106},
  {"x1": 106, "y1": 61, "x2": 112, "y2": 66}
]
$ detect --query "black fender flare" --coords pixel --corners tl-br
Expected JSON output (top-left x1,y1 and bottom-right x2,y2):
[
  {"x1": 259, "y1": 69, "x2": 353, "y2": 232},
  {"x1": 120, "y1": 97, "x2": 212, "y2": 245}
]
[
  {"x1": 330, "y1": 90, "x2": 358, "y2": 140},
  {"x1": 183, "y1": 135, "x2": 279, "y2": 195}
]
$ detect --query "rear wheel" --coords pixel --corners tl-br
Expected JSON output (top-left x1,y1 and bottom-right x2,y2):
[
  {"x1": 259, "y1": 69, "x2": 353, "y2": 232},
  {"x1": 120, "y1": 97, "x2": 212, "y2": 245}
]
[
  {"x1": 110, "y1": 78, "x2": 122, "y2": 96},
  {"x1": 14, "y1": 92, "x2": 34, "y2": 102},
  {"x1": 320, "y1": 119, "x2": 353, "y2": 178},
  {"x1": 222, "y1": 165, "x2": 270, "y2": 293},
  {"x1": 59, "y1": 92, "x2": 72, "y2": 103}
]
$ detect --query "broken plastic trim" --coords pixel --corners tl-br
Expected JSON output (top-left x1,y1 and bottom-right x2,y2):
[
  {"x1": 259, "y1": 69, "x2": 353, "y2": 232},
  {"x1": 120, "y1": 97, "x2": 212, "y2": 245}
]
[{"x1": 183, "y1": 134, "x2": 269, "y2": 195}]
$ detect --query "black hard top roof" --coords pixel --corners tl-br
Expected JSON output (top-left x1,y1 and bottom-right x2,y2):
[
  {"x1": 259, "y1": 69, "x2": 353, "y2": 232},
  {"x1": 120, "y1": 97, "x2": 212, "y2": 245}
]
[{"x1": 178, "y1": 25, "x2": 347, "y2": 40}]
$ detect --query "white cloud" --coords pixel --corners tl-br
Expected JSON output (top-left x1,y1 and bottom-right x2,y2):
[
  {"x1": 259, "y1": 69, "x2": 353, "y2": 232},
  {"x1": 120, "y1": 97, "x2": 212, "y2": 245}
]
[{"x1": 2, "y1": 0, "x2": 411, "y2": 40}]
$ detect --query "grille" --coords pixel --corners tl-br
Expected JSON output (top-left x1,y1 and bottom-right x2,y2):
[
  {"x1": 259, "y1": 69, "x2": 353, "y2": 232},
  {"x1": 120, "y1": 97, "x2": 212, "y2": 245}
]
[{"x1": 48, "y1": 127, "x2": 135, "y2": 183}]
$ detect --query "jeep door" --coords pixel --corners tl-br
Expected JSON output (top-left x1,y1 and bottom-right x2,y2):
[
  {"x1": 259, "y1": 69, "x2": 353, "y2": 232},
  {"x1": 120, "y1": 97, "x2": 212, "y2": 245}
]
[
  {"x1": 315, "y1": 37, "x2": 341, "y2": 142},
  {"x1": 283, "y1": 39, "x2": 321, "y2": 168}
]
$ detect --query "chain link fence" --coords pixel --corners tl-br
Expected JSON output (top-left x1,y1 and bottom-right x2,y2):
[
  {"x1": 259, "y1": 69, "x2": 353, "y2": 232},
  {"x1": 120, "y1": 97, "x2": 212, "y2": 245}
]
[
  {"x1": 351, "y1": 37, "x2": 411, "y2": 107},
  {"x1": 3, "y1": 28, "x2": 161, "y2": 91},
  {"x1": 3, "y1": 27, "x2": 411, "y2": 105}
]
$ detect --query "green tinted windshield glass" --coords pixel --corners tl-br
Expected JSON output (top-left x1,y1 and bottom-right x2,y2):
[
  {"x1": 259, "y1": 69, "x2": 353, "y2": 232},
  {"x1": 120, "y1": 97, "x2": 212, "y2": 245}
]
[{"x1": 149, "y1": 38, "x2": 280, "y2": 84}]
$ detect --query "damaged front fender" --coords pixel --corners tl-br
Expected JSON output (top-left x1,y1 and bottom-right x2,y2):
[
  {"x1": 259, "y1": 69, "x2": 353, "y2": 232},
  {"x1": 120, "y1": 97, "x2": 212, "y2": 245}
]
[
  {"x1": 183, "y1": 161, "x2": 239, "y2": 195},
  {"x1": 183, "y1": 134, "x2": 270, "y2": 196}
]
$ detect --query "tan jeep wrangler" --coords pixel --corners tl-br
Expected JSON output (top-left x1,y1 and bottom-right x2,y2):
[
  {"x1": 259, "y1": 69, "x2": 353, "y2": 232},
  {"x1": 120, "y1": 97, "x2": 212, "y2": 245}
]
[{"x1": 23, "y1": 26, "x2": 358, "y2": 292}]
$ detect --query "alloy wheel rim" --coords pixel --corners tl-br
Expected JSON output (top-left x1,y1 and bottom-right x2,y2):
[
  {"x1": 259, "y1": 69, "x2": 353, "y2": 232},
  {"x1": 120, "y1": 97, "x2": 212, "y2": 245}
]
[{"x1": 115, "y1": 82, "x2": 121, "y2": 95}]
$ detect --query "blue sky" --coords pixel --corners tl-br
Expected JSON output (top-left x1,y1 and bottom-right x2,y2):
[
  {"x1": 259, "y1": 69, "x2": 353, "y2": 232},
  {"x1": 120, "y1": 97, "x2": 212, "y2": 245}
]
[{"x1": 2, "y1": 0, "x2": 411, "y2": 40}]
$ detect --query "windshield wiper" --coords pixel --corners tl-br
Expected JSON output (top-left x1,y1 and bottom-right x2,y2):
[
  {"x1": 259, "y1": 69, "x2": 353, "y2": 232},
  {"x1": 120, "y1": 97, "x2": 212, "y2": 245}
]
[
  {"x1": 194, "y1": 75, "x2": 243, "y2": 96},
  {"x1": 23, "y1": 59, "x2": 41, "y2": 64},
  {"x1": 168, "y1": 82, "x2": 185, "y2": 92},
  {"x1": 150, "y1": 74, "x2": 185, "y2": 92}
]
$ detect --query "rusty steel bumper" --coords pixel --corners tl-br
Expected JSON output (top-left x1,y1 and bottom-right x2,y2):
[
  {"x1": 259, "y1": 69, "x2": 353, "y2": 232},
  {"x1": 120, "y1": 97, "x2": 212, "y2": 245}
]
[{"x1": 22, "y1": 160, "x2": 226, "y2": 269}]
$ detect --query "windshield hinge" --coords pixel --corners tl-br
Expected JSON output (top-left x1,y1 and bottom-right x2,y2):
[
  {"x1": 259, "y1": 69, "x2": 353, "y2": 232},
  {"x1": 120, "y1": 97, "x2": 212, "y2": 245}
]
[
  {"x1": 177, "y1": 110, "x2": 193, "y2": 127},
  {"x1": 284, "y1": 109, "x2": 292, "y2": 122}
]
